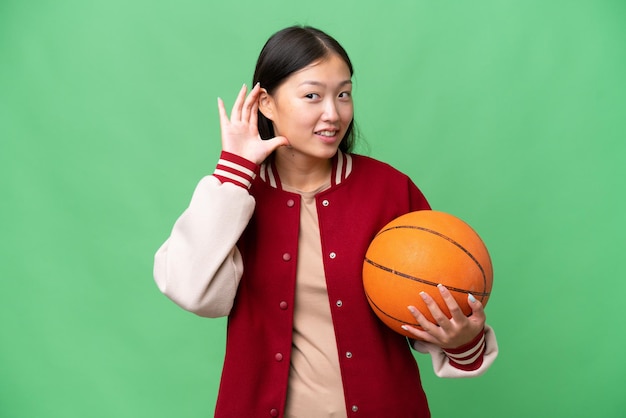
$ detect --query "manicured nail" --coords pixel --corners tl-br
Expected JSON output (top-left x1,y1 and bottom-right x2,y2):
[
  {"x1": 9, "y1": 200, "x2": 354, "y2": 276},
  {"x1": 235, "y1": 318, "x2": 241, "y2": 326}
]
[
  {"x1": 468, "y1": 293, "x2": 477, "y2": 303},
  {"x1": 419, "y1": 291, "x2": 428, "y2": 301},
  {"x1": 401, "y1": 325, "x2": 409, "y2": 331}
]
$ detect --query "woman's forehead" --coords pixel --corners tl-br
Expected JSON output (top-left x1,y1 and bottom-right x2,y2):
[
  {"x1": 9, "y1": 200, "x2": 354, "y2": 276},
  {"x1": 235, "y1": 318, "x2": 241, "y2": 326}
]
[{"x1": 286, "y1": 55, "x2": 352, "y2": 86}]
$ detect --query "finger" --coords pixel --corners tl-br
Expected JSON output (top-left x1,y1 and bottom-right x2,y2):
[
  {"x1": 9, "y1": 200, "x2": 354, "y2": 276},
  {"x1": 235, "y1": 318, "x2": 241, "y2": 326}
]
[
  {"x1": 217, "y1": 97, "x2": 229, "y2": 126},
  {"x1": 401, "y1": 323, "x2": 437, "y2": 344},
  {"x1": 420, "y1": 290, "x2": 452, "y2": 329},
  {"x1": 230, "y1": 84, "x2": 248, "y2": 121},
  {"x1": 437, "y1": 284, "x2": 466, "y2": 322},
  {"x1": 468, "y1": 293, "x2": 486, "y2": 322},
  {"x1": 250, "y1": 98, "x2": 259, "y2": 131},
  {"x1": 242, "y1": 83, "x2": 260, "y2": 123},
  {"x1": 407, "y1": 305, "x2": 441, "y2": 337}
]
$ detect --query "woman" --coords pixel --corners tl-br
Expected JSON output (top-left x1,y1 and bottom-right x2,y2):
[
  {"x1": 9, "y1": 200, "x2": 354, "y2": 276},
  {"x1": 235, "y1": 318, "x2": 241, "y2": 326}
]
[{"x1": 154, "y1": 26, "x2": 497, "y2": 418}]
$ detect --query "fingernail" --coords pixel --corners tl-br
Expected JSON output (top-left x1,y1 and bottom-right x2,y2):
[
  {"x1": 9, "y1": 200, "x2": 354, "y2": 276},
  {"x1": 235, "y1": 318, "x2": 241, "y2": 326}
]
[
  {"x1": 468, "y1": 293, "x2": 477, "y2": 303},
  {"x1": 407, "y1": 306, "x2": 417, "y2": 314},
  {"x1": 401, "y1": 325, "x2": 409, "y2": 331},
  {"x1": 419, "y1": 291, "x2": 428, "y2": 300}
]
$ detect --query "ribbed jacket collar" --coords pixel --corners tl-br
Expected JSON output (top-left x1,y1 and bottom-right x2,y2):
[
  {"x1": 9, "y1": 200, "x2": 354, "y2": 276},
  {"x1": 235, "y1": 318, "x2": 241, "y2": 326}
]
[{"x1": 258, "y1": 150, "x2": 353, "y2": 190}]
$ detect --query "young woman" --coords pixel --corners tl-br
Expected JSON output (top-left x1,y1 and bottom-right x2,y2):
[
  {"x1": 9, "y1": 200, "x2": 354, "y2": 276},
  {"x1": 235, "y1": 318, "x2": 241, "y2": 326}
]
[{"x1": 154, "y1": 26, "x2": 497, "y2": 418}]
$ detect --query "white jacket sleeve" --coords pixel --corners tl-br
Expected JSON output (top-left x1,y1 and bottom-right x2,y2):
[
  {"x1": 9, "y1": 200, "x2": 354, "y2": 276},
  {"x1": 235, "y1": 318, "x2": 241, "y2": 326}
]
[
  {"x1": 412, "y1": 325, "x2": 499, "y2": 378},
  {"x1": 154, "y1": 153, "x2": 258, "y2": 318}
]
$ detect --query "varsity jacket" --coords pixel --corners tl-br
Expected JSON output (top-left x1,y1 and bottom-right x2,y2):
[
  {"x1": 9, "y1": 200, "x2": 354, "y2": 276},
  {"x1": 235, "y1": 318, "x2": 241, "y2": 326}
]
[{"x1": 154, "y1": 150, "x2": 498, "y2": 418}]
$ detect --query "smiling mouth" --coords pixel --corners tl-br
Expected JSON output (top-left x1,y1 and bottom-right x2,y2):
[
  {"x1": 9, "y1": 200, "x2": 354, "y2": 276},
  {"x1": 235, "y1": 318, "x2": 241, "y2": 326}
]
[{"x1": 315, "y1": 130, "x2": 338, "y2": 137}]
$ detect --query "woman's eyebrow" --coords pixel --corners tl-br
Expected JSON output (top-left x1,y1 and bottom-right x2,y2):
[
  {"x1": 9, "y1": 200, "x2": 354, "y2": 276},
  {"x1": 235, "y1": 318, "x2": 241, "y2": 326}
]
[{"x1": 298, "y1": 80, "x2": 353, "y2": 87}]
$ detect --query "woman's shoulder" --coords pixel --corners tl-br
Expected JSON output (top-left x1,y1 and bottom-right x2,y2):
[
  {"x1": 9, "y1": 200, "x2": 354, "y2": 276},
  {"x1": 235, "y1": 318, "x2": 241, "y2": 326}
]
[
  {"x1": 349, "y1": 153, "x2": 412, "y2": 180},
  {"x1": 344, "y1": 153, "x2": 430, "y2": 209}
]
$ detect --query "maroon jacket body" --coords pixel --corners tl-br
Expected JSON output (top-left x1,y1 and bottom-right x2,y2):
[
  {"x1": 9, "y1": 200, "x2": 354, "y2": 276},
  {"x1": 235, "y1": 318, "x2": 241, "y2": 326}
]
[{"x1": 214, "y1": 153, "x2": 432, "y2": 417}]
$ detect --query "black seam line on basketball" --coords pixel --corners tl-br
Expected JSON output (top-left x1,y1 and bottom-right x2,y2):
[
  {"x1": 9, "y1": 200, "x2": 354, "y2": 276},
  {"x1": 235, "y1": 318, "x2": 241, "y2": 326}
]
[
  {"x1": 364, "y1": 290, "x2": 421, "y2": 328},
  {"x1": 365, "y1": 289, "x2": 471, "y2": 327},
  {"x1": 364, "y1": 257, "x2": 490, "y2": 297},
  {"x1": 376, "y1": 225, "x2": 488, "y2": 291}
]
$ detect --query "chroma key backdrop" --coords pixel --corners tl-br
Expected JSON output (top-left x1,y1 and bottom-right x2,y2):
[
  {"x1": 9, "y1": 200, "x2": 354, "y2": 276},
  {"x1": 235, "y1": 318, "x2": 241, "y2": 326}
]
[{"x1": 1, "y1": 1, "x2": 624, "y2": 417}]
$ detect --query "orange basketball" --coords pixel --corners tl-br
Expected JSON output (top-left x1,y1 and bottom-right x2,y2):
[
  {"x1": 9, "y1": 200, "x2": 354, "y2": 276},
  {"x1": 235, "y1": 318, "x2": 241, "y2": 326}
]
[{"x1": 362, "y1": 210, "x2": 493, "y2": 338}]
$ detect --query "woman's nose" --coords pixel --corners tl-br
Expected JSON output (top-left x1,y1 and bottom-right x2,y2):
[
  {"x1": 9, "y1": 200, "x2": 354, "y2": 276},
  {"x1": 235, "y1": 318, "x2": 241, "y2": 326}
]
[{"x1": 321, "y1": 99, "x2": 340, "y2": 122}]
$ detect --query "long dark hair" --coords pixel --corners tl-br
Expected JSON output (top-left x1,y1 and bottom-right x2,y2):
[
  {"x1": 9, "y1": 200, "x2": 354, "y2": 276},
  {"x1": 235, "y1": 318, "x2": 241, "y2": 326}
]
[{"x1": 253, "y1": 26, "x2": 356, "y2": 154}]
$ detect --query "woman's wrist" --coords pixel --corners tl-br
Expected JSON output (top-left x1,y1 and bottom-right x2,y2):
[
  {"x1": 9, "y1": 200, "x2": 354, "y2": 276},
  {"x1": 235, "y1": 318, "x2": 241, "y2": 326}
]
[
  {"x1": 212, "y1": 151, "x2": 259, "y2": 189},
  {"x1": 443, "y1": 328, "x2": 486, "y2": 371}
]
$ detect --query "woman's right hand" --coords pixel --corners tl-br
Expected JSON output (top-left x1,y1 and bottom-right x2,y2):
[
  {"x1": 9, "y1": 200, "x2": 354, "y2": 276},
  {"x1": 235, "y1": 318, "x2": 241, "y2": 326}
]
[{"x1": 217, "y1": 83, "x2": 289, "y2": 165}]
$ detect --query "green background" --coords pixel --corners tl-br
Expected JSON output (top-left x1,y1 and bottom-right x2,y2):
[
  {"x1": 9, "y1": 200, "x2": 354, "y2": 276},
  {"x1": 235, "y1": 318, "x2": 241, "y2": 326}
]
[{"x1": 2, "y1": 0, "x2": 625, "y2": 416}]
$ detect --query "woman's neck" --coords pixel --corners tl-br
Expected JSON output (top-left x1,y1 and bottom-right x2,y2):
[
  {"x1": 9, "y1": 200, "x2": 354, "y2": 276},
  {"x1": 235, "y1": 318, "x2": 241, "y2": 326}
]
[{"x1": 274, "y1": 148, "x2": 332, "y2": 192}]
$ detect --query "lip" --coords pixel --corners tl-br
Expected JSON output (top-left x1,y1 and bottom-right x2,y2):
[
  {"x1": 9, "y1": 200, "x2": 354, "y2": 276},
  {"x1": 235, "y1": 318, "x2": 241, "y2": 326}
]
[{"x1": 314, "y1": 129, "x2": 341, "y2": 144}]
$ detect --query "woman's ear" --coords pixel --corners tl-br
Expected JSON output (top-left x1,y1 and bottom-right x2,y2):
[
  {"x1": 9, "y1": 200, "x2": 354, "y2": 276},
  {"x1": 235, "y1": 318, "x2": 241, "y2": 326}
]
[{"x1": 258, "y1": 88, "x2": 274, "y2": 120}]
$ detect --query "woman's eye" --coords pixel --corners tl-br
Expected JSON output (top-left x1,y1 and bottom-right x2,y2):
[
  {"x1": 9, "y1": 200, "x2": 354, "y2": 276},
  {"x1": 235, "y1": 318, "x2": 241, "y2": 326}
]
[
  {"x1": 305, "y1": 93, "x2": 320, "y2": 99},
  {"x1": 339, "y1": 91, "x2": 352, "y2": 99}
]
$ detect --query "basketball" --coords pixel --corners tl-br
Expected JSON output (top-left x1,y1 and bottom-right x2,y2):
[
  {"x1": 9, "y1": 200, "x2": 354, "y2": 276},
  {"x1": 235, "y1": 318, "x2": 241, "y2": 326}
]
[{"x1": 362, "y1": 210, "x2": 493, "y2": 339}]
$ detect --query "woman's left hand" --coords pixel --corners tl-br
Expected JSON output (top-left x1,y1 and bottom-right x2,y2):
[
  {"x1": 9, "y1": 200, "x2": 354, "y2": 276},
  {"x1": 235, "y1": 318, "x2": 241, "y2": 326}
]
[{"x1": 402, "y1": 284, "x2": 486, "y2": 349}]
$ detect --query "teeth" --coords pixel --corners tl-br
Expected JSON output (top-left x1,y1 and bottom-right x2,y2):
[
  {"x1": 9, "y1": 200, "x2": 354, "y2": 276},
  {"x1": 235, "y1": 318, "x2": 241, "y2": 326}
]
[{"x1": 317, "y1": 131, "x2": 336, "y2": 137}]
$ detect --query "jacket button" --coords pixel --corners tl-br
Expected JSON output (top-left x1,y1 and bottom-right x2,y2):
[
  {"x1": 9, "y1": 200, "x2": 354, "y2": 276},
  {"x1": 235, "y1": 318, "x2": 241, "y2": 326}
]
[
  {"x1": 275, "y1": 353, "x2": 283, "y2": 362},
  {"x1": 270, "y1": 408, "x2": 279, "y2": 417},
  {"x1": 322, "y1": 199, "x2": 329, "y2": 207},
  {"x1": 279, "y1": 301, "x2": 288, "y2": 310},
  {"x1": 329, "y1": 252, "x2": 336, "y2": 259},
  {"x1": 282, "y1": 253, "x2": 291, "y2": 261},
  {"x1": 286, "y1": 199, "x2": 295, "y2": 207},
  {"x1": 336, "y1": 300, "x2": 343, "y2": 307},
  {"x1": 346, "y1": 351, "x2": 353, "y2": 359},
  {"x1": 351, "y1": 405, "x2": 359, "y2": 412}
]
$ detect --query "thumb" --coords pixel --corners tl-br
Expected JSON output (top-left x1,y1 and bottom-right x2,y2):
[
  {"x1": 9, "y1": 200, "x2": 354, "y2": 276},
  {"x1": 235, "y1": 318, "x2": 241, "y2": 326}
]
[{"x1": 264, "y1": 136, "x2": 290, "y2": 152}]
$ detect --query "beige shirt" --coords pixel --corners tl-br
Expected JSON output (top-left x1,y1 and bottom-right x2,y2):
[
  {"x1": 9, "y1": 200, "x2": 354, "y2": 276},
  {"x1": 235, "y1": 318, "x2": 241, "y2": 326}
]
[{"x1": 282, "y1": 182, "x2": 347, "y2": 418}]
